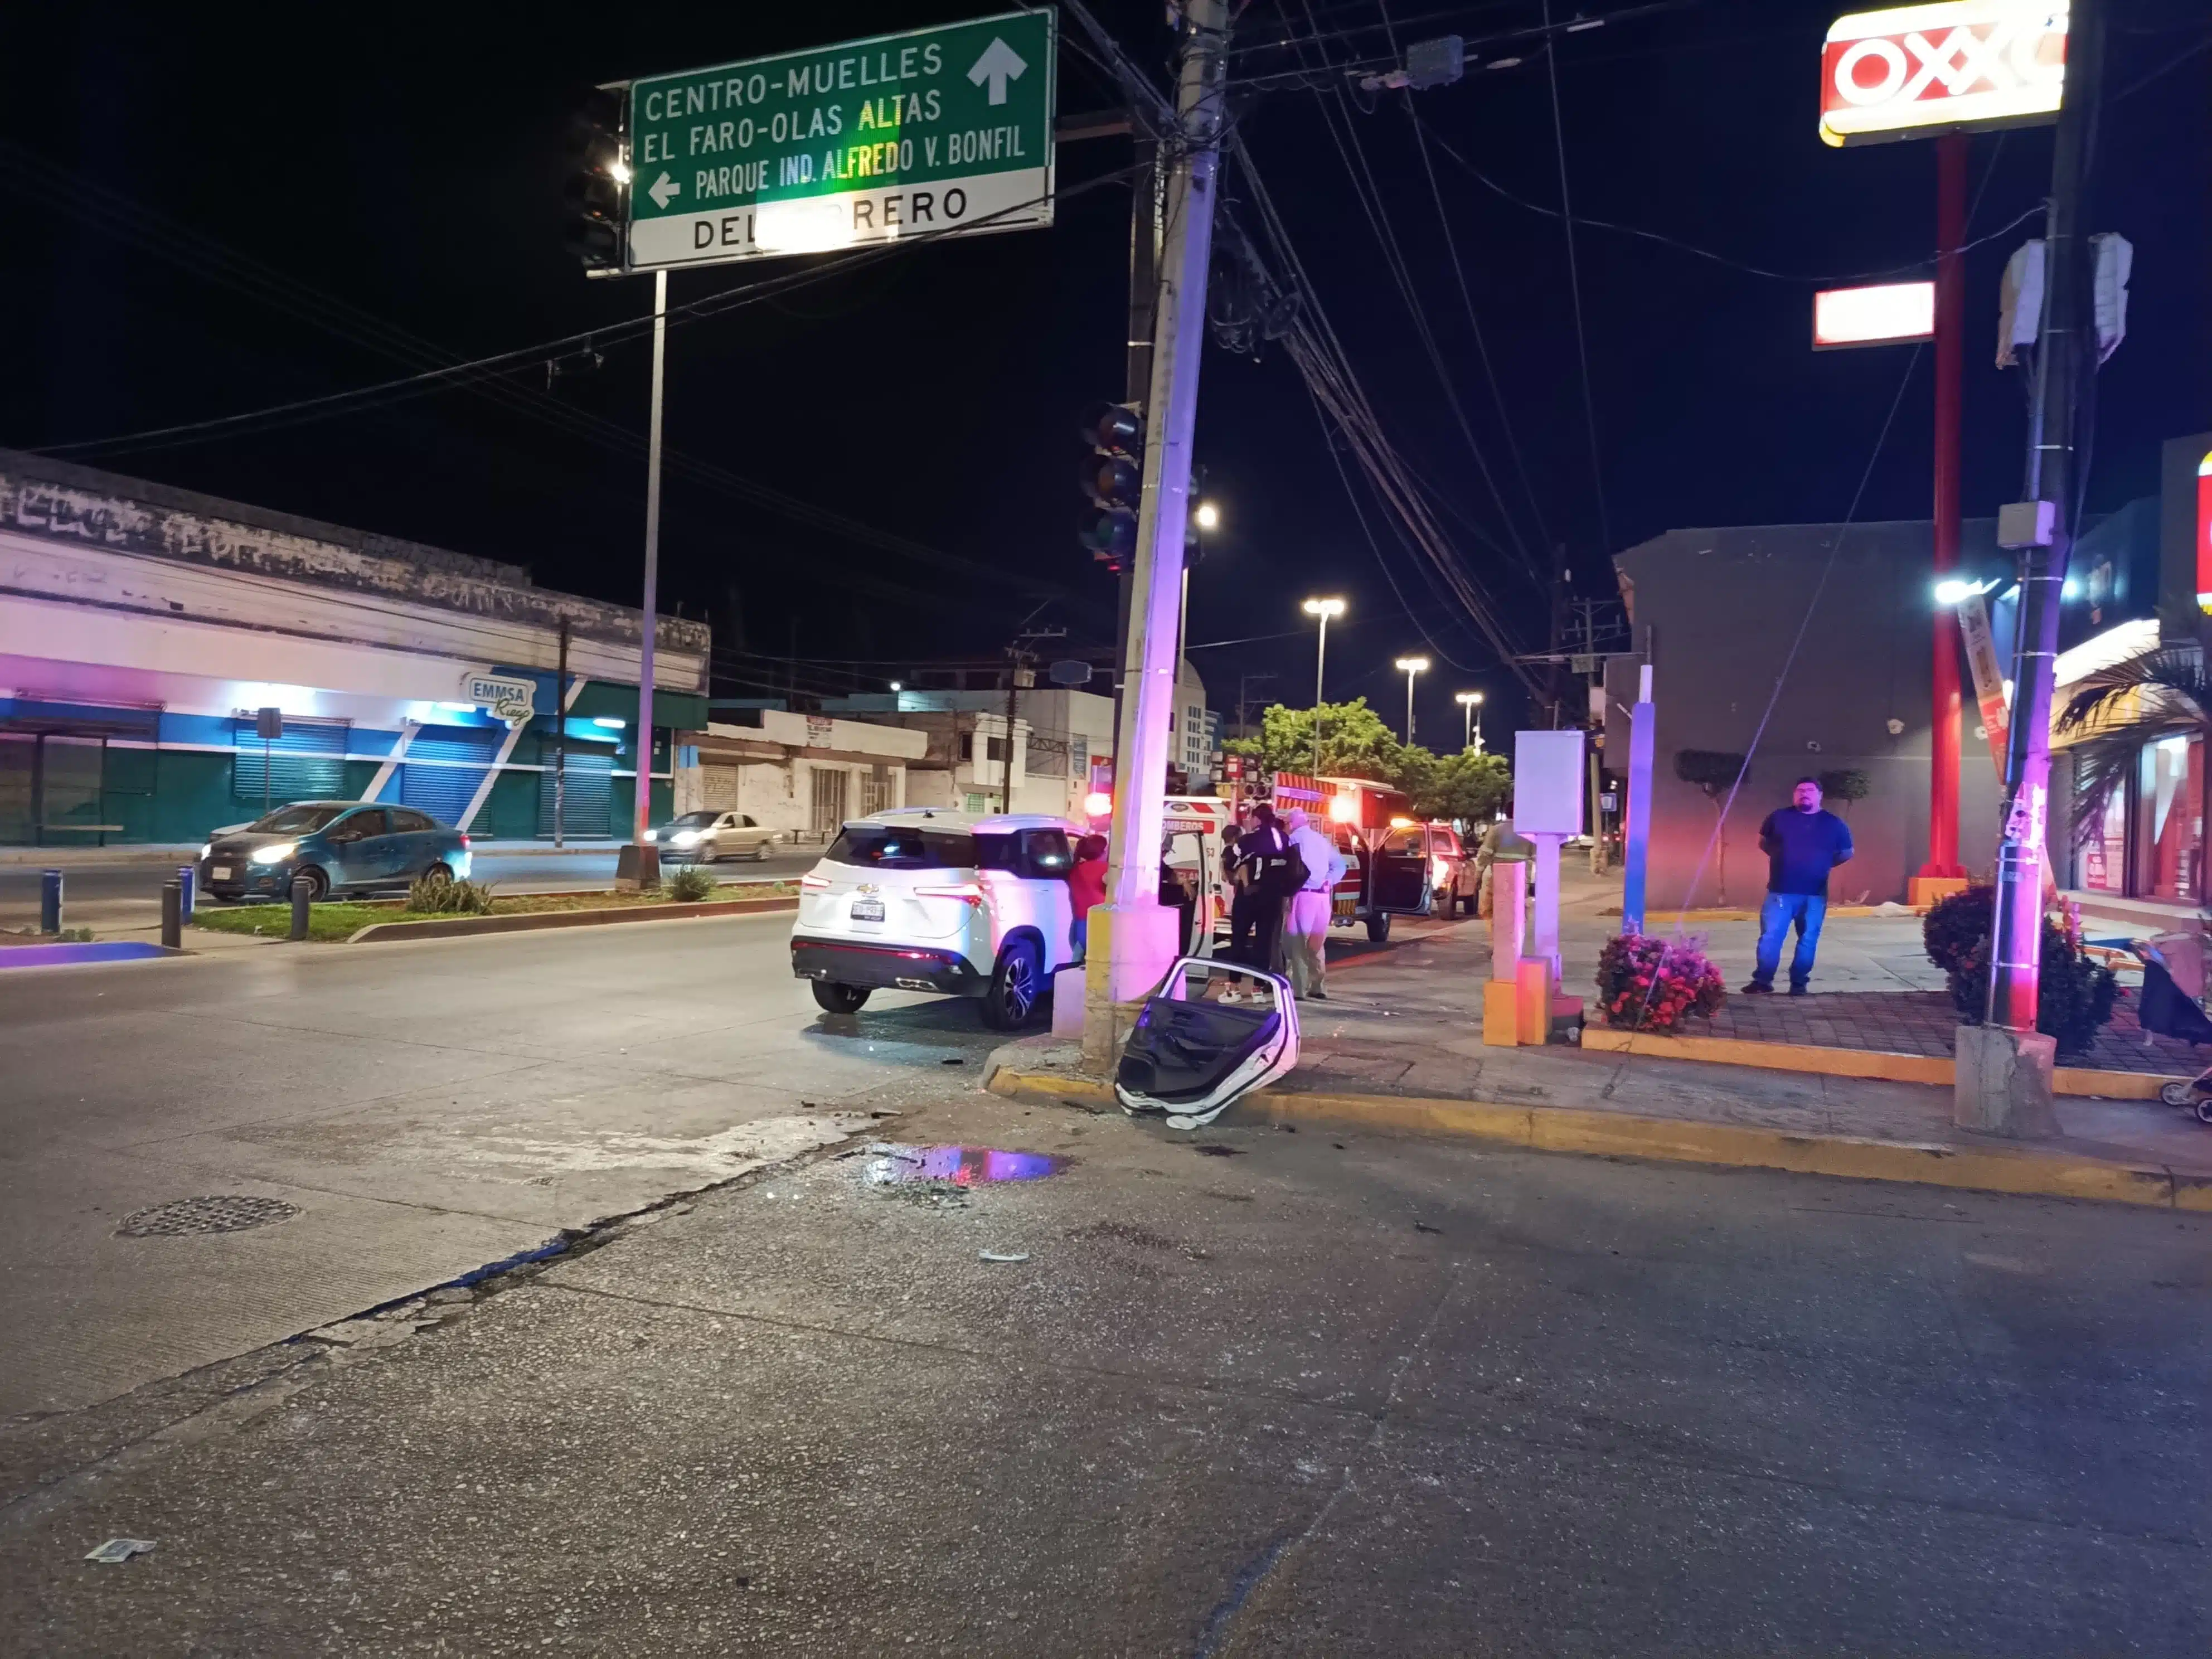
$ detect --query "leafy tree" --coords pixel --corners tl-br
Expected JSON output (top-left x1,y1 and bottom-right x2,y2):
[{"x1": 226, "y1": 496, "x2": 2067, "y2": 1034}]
[
  {"x1": 1224, "y1": 698, "x2": 1401, "y2": 782},
  {"x1": 1413, "y1": 750, "x2": 1512, "y2": 823},
  {"x1": 1225, "y1": 700, "x2": 1511, "y2": 824},
  {"x1": 1817, "y1": 768, "x2": 1871, "y2": 817},
  {"x1": 1674, "y1": 750, "x2": 1750, "y2": 905}
]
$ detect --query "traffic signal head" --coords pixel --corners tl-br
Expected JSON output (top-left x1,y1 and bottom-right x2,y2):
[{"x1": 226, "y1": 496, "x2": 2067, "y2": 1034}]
[
  {"x1": 564, "y1": 85, "x2": 628, "y2": 273},
  {"x1": 1079, "y1": 401, "x2": 1144, "y2": 571}
]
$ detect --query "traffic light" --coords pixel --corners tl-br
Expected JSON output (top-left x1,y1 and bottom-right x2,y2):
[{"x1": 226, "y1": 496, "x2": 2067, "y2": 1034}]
[
  {"x1": 564, "y1": 85, "x2": 628, "y2": 272},
  {"x1": 1078, "y1": 401, "x2": 1144, "y2": 572}
]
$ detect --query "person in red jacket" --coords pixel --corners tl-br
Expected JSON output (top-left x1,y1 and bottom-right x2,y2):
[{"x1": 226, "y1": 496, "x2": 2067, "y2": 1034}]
[{"x1": 1068, "y1": 833, "x2": 1108, "y2": 961}]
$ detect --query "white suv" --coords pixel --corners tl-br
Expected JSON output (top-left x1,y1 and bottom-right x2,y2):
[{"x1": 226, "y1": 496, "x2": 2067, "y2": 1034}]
[{"x1": 789, "y1": 809, "x2": 1081, "y2": 1029}]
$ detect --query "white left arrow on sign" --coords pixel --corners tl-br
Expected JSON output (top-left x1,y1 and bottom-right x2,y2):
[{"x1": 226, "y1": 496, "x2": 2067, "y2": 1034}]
[
  {"x1": 967, "y1": 37, "x2": 1027, "y2": 105},
  {"x1": 648, "y1": 172, "x2": 681, "y2": 210}
]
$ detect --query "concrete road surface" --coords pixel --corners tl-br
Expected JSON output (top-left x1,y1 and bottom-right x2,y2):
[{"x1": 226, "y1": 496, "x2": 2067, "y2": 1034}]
[
  {"x1": 0, "y1": 847, "x2": 824, "y2": 933},
  {"x1": 1, "y1": 1079, "x2": 2205, "y2": 1655},
  {"x1": 0, "y1": 911, "x2": 994, "y2": 1419}
]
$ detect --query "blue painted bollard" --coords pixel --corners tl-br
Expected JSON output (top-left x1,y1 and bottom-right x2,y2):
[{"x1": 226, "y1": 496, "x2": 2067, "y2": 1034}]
[
  {"x1": 175, "y1": 864, "x2": 196, "y2": 923},
  {"x1": 39, "y1": 869, "x2": 61, "y2": 935}
]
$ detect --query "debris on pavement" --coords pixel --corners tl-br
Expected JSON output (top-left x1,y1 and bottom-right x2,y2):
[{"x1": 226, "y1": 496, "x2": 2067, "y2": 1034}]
[
  {"x1": 977, "y1": 1250, "x2": 1030, "y2": 1264},
  {"x1": 84, "y1": 1539, "x2": 156, "y2": 1564},
  {"x1": 1192, "y1": 1145, "x2": 1243, "y2": 1158}
]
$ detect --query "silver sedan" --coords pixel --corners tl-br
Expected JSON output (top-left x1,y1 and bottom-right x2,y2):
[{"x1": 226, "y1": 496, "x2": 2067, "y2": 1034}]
[{"x1": 646, "y1": 811, "x2": 787, "y2": 862}]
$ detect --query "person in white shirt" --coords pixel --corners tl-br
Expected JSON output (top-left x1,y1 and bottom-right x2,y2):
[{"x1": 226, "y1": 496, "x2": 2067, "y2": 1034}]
[{"x1": 1280, "y1": 807, "x2": 1348, "y2": 999}]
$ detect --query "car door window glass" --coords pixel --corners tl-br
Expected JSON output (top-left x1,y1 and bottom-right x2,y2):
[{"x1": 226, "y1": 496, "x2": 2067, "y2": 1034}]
[
  {"x1": 1382, "y1": 827, "x2": 1423, "y2": 856},
  {"x1": 330, "y1": 809, "x2": 387, "y2": 843},
  {"x1": 391, "y1": 809, "x2": 435, "y2": 833},
  {"x1": 1020, "y1": 829, "x2": 1071, "y2": 878}
]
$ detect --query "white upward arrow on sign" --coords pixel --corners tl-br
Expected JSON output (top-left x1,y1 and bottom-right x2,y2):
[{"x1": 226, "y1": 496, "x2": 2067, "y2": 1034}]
[
  {"x1": 967, "y1": 37, "x2": 1027, "y2": 105},
  {"x1": 648, "y1": 172, "x2": 681, "y2": 210}
]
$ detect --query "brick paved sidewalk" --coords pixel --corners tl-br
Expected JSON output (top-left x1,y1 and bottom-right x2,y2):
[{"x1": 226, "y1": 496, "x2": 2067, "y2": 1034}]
[{"x1": 1701, "y1": 988, "x2": 2206, "y2": 1078}]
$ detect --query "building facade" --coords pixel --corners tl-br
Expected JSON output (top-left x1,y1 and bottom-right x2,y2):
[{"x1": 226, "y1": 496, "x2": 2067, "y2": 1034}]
[
  {"x1": 1605, "y1": 428, "x2": 2212, "y2": 918},
  {"x1": 0, "y1": 449, "x2": 707, "y2": 846},
  {"x1": 676, "y1": 708, "x2": 927, "y2": 835}
]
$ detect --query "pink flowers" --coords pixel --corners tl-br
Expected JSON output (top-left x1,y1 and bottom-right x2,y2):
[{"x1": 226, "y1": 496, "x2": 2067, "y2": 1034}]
[{"x1": 1595, "y1": 933, "x2": 1726, "y2": 1034}]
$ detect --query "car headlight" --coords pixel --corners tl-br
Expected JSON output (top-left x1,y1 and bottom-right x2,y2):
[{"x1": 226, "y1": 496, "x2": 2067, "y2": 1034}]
[
  {"x1": 250, "y1": 842, "x2": 297, "y2": 865},
  {"x1": 641, "y1": 828, "x2": 658, "y2": 842},
  {"x1": 671, "y1": 830, "x2": 700, "y2": 848}
]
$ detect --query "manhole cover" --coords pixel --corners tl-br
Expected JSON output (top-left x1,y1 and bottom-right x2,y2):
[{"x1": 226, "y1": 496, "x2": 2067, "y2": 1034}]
[{"x1": 117, "y1": 1196, "x2": 301, "y2": 1238}]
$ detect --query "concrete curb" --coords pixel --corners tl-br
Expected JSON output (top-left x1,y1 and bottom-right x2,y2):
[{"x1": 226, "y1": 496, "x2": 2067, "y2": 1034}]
[
  {"x1": 1596, "y1": 904, "x2": 1925, "y2": 925},
  {"x1": 345, "y1": 896, "x2": 798, "y2": 943},
  {"x1": 1579, "y1": 1026, "x2": 2174, "y2": 1102},
  {"x1": 981, "y1": 1065, "x2": 2212, "y2": 1212}
]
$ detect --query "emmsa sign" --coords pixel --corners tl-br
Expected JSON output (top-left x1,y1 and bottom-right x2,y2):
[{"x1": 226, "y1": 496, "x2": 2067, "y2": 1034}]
[{"x1": 625, "y1": 11, "x2": 1056, "y2": 269}]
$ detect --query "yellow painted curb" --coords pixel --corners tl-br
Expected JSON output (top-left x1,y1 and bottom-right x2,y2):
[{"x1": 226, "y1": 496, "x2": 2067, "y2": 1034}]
[
  {"x1": 987, "y1": 1068, "x2": 1118, "y2": 1107},
  {"x1": 1579, "y1": 1026, "x2": 2172, "y2": 1101},
  {"x1": 984, "y1": 1070, "x2": 2204, "y2": 1210}
]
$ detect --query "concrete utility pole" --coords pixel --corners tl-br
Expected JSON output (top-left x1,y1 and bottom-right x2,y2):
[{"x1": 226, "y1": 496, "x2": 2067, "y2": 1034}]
[
  {"x1": 1107, "y1": 135, "x2": 1160, "y2": 788},
  {"x1": 1960, "y1": 0, "x2": 2105, "y2": 1134},
  {"x1": 1087, "y1": 0, "x2": 1231, "y2": 1069}
]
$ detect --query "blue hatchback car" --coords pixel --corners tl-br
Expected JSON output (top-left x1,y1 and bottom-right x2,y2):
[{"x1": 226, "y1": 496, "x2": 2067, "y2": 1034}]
[{"x1": 199, "y1": 801, "x2": 472, "y2": 903}]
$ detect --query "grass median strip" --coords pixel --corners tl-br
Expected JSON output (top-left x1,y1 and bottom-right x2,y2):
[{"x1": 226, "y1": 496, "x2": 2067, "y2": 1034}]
[{"x1": 191, "y1": 880, "x2": 799, "y2": 942}]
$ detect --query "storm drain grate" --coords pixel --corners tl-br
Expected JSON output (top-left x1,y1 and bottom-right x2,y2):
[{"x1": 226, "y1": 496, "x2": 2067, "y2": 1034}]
[{"x1": 117, "y1": 1196, "x2": 302, "y2": 1238}]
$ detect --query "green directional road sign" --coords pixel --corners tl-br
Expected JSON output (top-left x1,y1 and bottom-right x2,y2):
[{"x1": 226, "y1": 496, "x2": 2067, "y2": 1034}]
[{"x1": 625, "y1": 9, "x2": 1056, "y2": 271}]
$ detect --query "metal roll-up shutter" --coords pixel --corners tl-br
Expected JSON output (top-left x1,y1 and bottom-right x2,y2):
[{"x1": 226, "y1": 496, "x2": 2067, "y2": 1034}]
[
  {"x1": 234, "y1": 718, "x2": 350, "y2": 803},
  {"x1": 537, "y1": 748, "x2": 614, "y2": 837},
  {"x1": 400, "y1": 725, "x2": 499, "y2": 828}
]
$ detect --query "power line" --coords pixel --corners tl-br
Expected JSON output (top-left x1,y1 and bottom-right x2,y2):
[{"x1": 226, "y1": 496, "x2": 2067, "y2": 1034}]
[
  {"x1": 1414, "y1": 113, "x2": 2048, "y2": 283},
  {"x1": 1380, "y1": 0, "x2": 1554, "y2": 557},
  {"x1": 1286, "y1": 0, "x2": 1545, "y2": 588},
  {"x1": 26, "y1": 167, "x2": 1133, "y2": 463},
  {"x1": 1544, "y1": 0, "x2": 1612, "y2": 561}
]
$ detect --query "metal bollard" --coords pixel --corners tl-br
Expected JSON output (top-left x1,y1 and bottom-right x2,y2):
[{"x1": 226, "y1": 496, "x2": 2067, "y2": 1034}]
[
  {"x1": 289, "y1": 876, "x2": 313, "y2": 941},
  {"x1": 40, "y1": 869, "x2": 62, "y2": 935},
  {"x1": 161, "y1": 881, "x2": 182, "y2": 950},
  {"x1": 176, "y1": 864, "x2": 196, "y2": 923}
]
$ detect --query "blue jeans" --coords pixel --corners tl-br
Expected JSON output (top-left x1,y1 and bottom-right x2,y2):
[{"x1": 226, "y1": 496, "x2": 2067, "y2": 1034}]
[{"x1": 1753, "y1": 892, "x2": 1827, "y2": 990}]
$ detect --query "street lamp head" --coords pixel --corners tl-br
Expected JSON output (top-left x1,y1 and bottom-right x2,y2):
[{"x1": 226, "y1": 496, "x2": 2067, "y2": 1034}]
[
  {"x1": 1302, "y1": 596, "x2": 1345, "y2": 619},
  {"x1": 888, "y1": 681, "x2": 903, "y2": 692},
  {"x1": 1193, "y1": 500, "x2": 1220, "y2": 532},
  {"x1": 1395, "y1": 656, "x2": 1430, "y2": 674},
  {"x1": 1455, "y1": 690, "x2": 1483, "y2": 707}
]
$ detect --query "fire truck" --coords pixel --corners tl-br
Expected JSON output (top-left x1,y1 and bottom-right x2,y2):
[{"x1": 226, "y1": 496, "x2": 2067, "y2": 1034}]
[{"x1": 1244, "y1": 774, "x2": 1457, "y2": 944}]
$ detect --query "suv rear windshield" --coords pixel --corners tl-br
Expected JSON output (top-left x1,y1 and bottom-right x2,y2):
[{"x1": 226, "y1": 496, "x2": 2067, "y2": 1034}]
[{"x1": 826, "y1": 825, "x2": 977, "y2": 870}]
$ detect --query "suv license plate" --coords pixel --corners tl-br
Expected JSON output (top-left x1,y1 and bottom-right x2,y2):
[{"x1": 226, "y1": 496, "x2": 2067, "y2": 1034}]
[
  {"x1": 210, "y1": 866, "x2": 233, "y2": 881},
  {"x1": 850, "y1": 898, "x2": 885, "y2": 923}
]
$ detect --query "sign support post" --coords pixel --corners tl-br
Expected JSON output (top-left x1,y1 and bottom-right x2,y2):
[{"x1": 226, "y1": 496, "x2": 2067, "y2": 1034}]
[
  {"x1": 1621, "y1": 663, "x2": 1655, "y2": 935},
  {"x1": 1914, "y1": 133, "x2": 1971, "y2": 905},
  {"x1": 618, "y1": 269, "x2": 667, "y2": 891},
  {"x1": 1083, "y1": 0, "x2": 1230, "y2": 1073}
]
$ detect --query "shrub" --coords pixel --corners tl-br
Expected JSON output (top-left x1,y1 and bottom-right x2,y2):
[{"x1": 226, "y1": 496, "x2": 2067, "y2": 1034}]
[
  {"x1": 1595, "y1": 932, "x2": 1728, "y2": 1034},
  {"x1": 1922, "y1": 884, "x2": 1995, "y2": 973},
  {"x1": 1817, "y1": 769, "x2": 1871, "y2": 813},
  {"x1": 408, "y1": 875, "x2": 495, "y2": 915},
  {"x1": 1944, "y1": 912, "x2": 2119, "y2": 1059},
  {"x1": 665, "y1": 865, "x2": 717, "y2": 903}
]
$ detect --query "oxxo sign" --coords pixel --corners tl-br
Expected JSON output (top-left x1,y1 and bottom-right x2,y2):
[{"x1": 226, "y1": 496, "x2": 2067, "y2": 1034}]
[
  {"x1": 1819, "y1": 1, "x2": 2067, "y2": 148},
  {"x1": 624, "y1": 10, "x2": 1056, "y2": 270},
  {"x1": 463, "y1": 672, "x2": 536, "y2": 726}
]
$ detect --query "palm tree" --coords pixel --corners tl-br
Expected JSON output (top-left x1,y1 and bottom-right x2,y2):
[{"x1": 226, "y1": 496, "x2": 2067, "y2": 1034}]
[{"x1": 2054, "y1": 643, "x2": 2210, "y2": 847}]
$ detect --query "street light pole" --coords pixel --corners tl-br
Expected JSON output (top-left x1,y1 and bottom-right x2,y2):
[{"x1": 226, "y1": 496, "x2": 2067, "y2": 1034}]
[
  {"x1": 1395, "y1": 656, "x2": 1429, "y2": 745},
  {"x1": 1302, "y1": 596, "x2": 1343, "y2": 779},
  {"x1": 1456, "y1": 690, "x2": 1485, "y2": 752}
]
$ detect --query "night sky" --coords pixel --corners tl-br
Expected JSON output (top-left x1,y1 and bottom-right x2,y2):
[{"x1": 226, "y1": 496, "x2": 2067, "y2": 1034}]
[{"x1": 4, "y1": 1, "x2": 2206, "y2": 740}]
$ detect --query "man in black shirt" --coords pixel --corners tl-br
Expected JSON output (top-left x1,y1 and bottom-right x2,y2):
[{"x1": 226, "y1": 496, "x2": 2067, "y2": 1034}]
[{"x1": 1745, "y1": 777, "x2": 1854, "y2": 995}]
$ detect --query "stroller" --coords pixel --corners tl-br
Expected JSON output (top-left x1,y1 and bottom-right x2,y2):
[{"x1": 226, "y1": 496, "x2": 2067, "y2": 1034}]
[{"x1": 2128, "y1": 930, "x2": 2212, "y2": 1122}]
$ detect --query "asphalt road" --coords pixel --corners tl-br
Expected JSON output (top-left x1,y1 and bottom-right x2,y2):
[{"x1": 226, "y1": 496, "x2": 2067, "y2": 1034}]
[
  {"x1": 0, "y1": 909, "x2": 998, "y2": 1419},
  {"x1": 2, "y1": 1074, "x2": 2205, "y2": 1654},
  {"x1": 0, "y1": 848, "x2": 824, "y2": 932}
]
